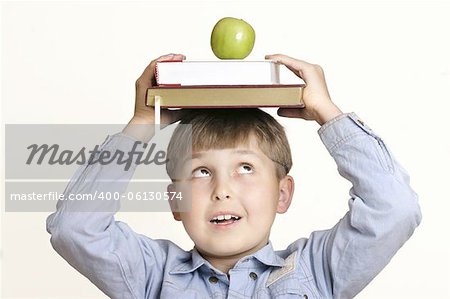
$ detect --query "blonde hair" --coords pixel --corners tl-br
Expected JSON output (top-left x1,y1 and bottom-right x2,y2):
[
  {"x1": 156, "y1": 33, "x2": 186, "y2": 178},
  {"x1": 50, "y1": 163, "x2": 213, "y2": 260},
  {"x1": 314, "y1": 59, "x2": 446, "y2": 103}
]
[{"x1": 166, "y1": 108, "x2": 292, "y2": 181}]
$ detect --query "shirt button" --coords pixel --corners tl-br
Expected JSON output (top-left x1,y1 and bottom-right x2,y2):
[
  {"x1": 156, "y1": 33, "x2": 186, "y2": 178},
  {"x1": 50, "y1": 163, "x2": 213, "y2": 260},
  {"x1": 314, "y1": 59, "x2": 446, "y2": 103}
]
[
  {"x1": 249, "y1": 272, "x2": 258, "y2": 280},
  {"x1": 303, "y1": 295, "x2": 308, "y2": 299},
  {"x1": 208, "y1": 276, "x2": 219, "y2": 284}
]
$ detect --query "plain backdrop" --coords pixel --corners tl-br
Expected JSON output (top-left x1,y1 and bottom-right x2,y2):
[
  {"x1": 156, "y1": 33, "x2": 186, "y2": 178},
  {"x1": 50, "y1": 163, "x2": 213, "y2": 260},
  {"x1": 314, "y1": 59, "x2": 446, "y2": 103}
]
[{"x1": 1, "y1": 1, "x2": 449, "y2": 298}]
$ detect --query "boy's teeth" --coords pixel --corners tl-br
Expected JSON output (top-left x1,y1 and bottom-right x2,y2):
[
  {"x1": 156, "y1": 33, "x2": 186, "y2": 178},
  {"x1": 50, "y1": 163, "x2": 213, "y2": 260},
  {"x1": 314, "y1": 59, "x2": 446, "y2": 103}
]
[
  {"x1": 210, "y1": 214, "x2": 241, "y2": 222},
  {"x1": 210, "y1": 214, "x2": 241, "y2": 224}
]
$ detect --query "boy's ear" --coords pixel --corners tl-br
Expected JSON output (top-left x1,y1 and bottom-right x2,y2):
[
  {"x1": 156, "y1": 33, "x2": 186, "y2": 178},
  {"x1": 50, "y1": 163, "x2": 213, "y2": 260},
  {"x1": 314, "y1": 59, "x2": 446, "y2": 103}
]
[
  {"x1": 277, "y1": 175, "x2": 294, "y2": 214},
  {"x1": 167, "y1": 183, "x2": 182, "y2": 221}
]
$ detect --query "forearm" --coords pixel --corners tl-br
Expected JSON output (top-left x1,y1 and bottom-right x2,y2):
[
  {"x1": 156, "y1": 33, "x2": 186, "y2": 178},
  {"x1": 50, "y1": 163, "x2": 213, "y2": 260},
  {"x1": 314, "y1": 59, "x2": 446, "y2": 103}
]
[
  {"x1": 319, "y1": 113, "x2": 421, "y2": 217},
  {"x1": 47, "y1": 133, "x2": 141, "y2": 226}
]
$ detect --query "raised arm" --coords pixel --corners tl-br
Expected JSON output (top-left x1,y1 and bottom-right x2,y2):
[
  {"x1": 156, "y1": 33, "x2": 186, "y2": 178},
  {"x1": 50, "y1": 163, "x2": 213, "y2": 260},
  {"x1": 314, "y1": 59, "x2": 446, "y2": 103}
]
[
  {"x1": 46, "y1": 54, "x2": 187, "y2": 298},
  {"x1": 267, "y1": 54, "x2": 422, "y2": 298}
]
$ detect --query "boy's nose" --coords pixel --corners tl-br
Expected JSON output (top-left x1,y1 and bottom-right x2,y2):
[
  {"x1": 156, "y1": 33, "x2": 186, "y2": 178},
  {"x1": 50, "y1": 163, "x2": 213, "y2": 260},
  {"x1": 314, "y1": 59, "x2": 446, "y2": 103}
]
[
  {"x1": 212, "y1": 177, "x2": 232, "y2": 201},
  {"x1": 214, "y1": 185, "x2": 231, "y2": 200},
  {"x1": 215, "y1": 194, "x2": 230, "y2": 201}
]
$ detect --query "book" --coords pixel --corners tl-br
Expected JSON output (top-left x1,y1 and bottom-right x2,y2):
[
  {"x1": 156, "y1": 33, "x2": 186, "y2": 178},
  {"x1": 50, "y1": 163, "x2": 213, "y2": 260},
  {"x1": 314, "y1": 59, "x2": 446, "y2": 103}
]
[
  {"x1": 156, "y1": 60, "x2": 281, "y2": 86},
  {"x1": 146, "y1": 84, "x2": 305, "y2": 108}
]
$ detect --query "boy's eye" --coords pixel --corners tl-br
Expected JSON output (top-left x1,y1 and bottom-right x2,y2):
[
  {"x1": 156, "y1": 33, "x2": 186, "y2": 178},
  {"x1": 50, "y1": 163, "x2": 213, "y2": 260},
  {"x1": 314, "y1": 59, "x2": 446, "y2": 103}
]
[
  {"x1": 192, "y1": 168, "x2": 211, "y2": 178},
  {"x1": 237, "y1": 164, "x2": 254, "y2": 174}
]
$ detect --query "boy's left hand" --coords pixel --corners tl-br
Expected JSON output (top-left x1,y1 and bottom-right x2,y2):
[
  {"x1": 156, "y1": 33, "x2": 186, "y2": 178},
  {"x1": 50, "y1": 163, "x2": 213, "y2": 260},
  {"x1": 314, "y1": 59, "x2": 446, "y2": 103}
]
[{"x1": 265, "y1": 54, "x2": 343, "y2": 125}]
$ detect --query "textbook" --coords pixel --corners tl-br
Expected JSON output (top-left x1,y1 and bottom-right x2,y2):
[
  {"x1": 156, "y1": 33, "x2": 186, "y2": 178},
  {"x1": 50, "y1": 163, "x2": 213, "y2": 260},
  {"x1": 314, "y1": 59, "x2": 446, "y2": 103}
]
[
  {"x1": 146, "y1": 84, "x2": 305, "y2": 108},
  {"x1": 155, "y1": 60, "x2": 281, "y2": 86}
]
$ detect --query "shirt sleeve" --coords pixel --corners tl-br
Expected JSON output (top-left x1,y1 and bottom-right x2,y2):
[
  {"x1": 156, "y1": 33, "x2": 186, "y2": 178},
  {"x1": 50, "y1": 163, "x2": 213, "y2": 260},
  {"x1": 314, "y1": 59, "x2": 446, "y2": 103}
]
[
  {"x1": 300, "y1": 113, "x2": 422, "y2": 299},
  {"x1": 46, "y1": 133, "x2": 167, "y2": 299}
]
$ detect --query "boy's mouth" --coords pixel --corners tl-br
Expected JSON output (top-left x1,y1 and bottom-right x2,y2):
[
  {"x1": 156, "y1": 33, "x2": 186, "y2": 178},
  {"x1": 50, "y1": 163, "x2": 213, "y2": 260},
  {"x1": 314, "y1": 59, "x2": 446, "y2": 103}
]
[{"x1": 209, "y1": 214, "x2": 242, "y2": 225}]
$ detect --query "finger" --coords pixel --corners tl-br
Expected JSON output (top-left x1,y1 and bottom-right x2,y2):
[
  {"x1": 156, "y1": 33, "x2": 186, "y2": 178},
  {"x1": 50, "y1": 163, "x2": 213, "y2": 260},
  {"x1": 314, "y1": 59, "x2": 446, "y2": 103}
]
[
  {"x1": 164, "y1": 109, "x2": 185, "y2": 123},
  {"x1": 277, "y1": 108, "x2": 307, "y2": 119},
  {"x1": 265, "y1": 54, "x2": 310, "y2": 67},
  {"x1": 162, "y1": 108, "x2": 194, "y2": 125},
  {"x1": 265, "y1": 54, "x2": 313, "y2": 80}
]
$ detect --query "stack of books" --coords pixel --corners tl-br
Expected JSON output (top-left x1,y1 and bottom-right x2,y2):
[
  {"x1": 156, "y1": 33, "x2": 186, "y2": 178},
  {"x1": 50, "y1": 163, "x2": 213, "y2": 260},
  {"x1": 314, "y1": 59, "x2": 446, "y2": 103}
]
[{"x1": 146, "y1": 60, "x2": 305, "y2": 108}]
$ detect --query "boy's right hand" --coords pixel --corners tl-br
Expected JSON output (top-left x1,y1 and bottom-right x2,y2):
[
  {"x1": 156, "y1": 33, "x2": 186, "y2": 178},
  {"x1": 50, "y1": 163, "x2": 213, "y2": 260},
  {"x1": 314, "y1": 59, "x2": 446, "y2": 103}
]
[{"x1": 123, "y1": 53, "x2": 187, "y2": 142}]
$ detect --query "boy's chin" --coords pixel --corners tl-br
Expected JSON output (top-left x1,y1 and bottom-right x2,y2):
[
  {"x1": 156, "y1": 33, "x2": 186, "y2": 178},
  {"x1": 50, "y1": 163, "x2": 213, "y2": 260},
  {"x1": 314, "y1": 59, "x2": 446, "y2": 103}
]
[{"x1": 196, "y1": 240, "x2": 262, "y2": 258}]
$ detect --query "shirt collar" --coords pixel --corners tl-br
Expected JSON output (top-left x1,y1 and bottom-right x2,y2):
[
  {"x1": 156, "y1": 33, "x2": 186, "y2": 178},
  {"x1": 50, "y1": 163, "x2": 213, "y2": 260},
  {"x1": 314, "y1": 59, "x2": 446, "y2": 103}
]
[
  {"x1": 250, "y1": 241, "x2": 285, "y2": 267},
  {"x1": 169, "y1": 241, "x2": 285, "y2": 275},
  {"x1": 169, "y1": 248, "x2": 206, "y2": 274}
]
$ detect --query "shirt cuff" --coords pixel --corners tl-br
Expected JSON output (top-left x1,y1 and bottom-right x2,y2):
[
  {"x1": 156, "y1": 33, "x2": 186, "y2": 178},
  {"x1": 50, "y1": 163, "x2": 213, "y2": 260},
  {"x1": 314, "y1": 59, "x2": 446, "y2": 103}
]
[
  {"x1": 100, "y1": 132, "x2": 144, "y2": 152},
  {"x1": 318, "y1": 112, "x2": 379, "y2": 155}
]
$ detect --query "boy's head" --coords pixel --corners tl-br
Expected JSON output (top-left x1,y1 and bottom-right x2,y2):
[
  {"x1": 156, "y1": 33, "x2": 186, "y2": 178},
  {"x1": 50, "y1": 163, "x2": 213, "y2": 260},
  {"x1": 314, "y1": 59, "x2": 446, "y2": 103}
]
[{"x1": 166, "y1": 109, "x2": 295, "y2": 259}]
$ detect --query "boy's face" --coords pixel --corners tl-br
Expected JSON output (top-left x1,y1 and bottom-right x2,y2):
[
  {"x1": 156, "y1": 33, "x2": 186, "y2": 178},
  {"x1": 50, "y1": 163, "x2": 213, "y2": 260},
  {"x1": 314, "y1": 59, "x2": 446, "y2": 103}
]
[{"x1": 170, "y1": 135, "x2": 294, "y2": 259}]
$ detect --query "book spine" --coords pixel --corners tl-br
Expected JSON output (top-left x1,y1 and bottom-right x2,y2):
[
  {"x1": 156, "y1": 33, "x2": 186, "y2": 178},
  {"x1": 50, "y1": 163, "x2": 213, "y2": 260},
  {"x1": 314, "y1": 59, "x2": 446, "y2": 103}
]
[{"x1": 155, "y1": 62, "x2": 160, "y2": 85}]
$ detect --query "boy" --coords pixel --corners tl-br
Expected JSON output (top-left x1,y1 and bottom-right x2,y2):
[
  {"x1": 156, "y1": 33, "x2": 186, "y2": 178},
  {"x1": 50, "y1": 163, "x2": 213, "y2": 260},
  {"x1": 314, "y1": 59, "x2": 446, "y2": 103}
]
[{"x1": 47, "y1": 53, "x2": 421, "y2": 298}]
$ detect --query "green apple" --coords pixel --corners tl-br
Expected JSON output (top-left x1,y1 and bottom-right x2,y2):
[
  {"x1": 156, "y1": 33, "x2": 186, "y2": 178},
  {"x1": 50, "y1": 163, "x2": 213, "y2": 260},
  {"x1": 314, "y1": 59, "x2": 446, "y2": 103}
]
[{"x1": 210, "y1": 17, "x2": 255, "y2": 59}]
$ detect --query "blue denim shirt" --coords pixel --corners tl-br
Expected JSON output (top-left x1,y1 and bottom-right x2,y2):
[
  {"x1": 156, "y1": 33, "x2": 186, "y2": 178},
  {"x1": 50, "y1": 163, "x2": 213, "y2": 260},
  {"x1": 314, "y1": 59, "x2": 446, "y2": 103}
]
[{"x1": 46, "y1": 113, "x2": 421, "y2": 299}]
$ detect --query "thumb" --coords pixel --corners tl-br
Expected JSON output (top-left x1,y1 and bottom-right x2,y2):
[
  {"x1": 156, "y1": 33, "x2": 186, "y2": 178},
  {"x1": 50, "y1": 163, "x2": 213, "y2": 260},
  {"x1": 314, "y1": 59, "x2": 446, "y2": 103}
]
[
  {"x1": 277, "y1": 108, "x2": 309, "y2": 120},
  {"x1": 162, "y1": 108, "x2": 194, "y2": 125}
]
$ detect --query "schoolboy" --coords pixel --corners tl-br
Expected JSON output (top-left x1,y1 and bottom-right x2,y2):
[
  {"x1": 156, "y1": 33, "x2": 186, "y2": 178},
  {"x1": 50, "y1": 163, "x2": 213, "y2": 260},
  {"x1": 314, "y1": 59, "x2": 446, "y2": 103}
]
[{"x1": 47, "y1": 53, "x2": 421, "y2": 298}]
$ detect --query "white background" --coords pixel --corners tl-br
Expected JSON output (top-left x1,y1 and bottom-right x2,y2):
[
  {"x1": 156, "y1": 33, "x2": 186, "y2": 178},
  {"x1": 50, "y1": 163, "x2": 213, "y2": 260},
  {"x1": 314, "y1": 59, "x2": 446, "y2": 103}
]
[{"x1": 1, "y1": 1, "x2": 450, "y2": 298}]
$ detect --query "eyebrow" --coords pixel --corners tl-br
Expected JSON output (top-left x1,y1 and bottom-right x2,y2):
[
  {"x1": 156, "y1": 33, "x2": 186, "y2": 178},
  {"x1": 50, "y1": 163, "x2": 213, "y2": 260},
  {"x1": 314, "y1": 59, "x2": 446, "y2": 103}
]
[{"x1": 182, "y1": 149, "x2": 260, "y2": 165}]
